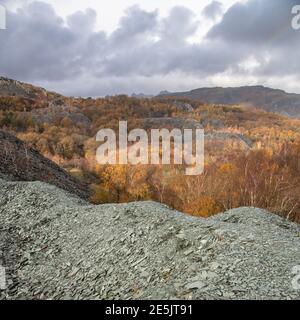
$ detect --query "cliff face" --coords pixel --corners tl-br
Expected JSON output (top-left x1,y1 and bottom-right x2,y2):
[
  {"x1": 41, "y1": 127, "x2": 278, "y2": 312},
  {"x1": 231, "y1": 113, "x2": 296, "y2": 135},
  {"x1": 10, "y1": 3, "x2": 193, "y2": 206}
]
[
  {"x1": 0, "y1": 177, "x2": 299, "y2": 300},
  {"x1": 0, "y1": 130, "x2": 89, "y2": 200}
]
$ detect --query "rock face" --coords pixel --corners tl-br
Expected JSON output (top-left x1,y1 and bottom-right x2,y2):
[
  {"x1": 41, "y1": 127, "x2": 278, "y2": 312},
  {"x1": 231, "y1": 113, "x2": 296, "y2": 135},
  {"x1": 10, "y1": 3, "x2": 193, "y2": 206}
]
[
  {"x1": 0, "y1": 130, "x2": 89, "y2": 200},
  {"x1": 0, "y1": 76, "x2": 61, "y2": 100},
  {"x1": 0, "y1": 77, "x2": 35, "y2": 98},
  {"x1": 173, "y1": 101, "x2": 194, "y2": 112},
  {"x1": 0, "y1": 178, "x2": 299, "y2": 300}
]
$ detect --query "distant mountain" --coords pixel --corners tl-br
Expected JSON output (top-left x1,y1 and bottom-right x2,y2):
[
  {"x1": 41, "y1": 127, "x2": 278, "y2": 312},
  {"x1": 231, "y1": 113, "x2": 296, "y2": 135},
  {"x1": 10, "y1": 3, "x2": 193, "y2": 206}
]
[
  {"x1": 158, "y1": 85, "x2": 300, "y2": 118},
  {"x1": 131, "y1": 93, "x2": 154, "y2": 99}
]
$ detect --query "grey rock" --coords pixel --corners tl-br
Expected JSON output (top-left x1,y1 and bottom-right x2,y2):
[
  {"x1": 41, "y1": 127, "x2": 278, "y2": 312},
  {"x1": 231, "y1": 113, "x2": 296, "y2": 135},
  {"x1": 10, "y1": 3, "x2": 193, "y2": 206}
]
[{"x1": 0, "y1": 179, "x2": 299, "y2": 300}]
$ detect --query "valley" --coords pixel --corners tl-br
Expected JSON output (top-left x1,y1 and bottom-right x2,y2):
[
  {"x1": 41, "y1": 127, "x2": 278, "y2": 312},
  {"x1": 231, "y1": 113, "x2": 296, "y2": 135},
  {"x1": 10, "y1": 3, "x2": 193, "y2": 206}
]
[{"x1": 1, "y1": 77, "x2": 300, "y2": 222}]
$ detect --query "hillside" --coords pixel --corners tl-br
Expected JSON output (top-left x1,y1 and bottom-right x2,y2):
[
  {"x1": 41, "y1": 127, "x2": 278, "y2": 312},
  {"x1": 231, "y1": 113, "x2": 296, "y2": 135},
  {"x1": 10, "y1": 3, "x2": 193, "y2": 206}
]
[
  {"x1": 158, "y1": 86, "x2": 300, "y2": 118},
  {"x1": 0, "y1": 76, "x2": 300, "y2": 300},
  {"x1": 0, "y1": 178, "x2": 299, "y2": 300},
  {"x1": 1, "y1": 76, "x2": 300, "y2": 221},
  {"x1": 0, "y1": 130, "x2": 89, "y2": 200},
  {"x1": 0, "y1": 77, "x2": 62, "y2": 101}
]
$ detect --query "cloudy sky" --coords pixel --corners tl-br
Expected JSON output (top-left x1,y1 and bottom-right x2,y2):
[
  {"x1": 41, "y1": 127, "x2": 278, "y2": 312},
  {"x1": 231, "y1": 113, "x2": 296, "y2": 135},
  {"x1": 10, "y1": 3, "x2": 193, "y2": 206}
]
[{"x1": 0, "y1": 0, "x2": 300, "y2": 96}]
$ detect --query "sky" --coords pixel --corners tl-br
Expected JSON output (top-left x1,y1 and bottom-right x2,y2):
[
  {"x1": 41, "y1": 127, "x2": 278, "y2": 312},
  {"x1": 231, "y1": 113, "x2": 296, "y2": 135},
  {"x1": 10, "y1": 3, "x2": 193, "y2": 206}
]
[{"x1": 0, "y1": 0, "x2": 300, "y2": 96}]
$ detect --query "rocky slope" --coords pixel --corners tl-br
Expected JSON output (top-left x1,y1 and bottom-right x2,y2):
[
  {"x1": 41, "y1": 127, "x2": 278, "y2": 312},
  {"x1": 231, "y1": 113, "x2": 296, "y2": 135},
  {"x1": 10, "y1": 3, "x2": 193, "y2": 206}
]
[
  {"x1": 0, "y1": 130, "x2": 89, "y2": 200},
  {"x1": 0, "y1": 177, "x2": 299, "y2": 300},
  {"x1": 0, "y1": 76, "x2": 62, "y2": 100},
  {"x1": 158, "y1": 86, "x2": 300, "y2": 118}
]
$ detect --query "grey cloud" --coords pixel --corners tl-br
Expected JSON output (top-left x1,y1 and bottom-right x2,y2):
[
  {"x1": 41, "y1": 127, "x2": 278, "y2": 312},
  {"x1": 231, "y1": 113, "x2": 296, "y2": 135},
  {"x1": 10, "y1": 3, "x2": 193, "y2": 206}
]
[
  {"x1": 0, "y1": 0, "x2": 299, "y2": 96},
  {"x1": 202, "y1": 1, "x2": 223, "y2": 20},
  {"x1": 112, "y1": 5, "x2": 158, "y2": 40},
  {"x1": 67, "y1": 8, "x2": 97, "y2": 34},
  {"x1": 208, "y1": 0, "x2": 300, "y2": 46},
  {"x1": 160, "y1": 6, "x2": 199, "y2": 43},
  {"x1": 0, "y1": 2, "x2": 104, "y2": 81},
  {"x1": 1, "y1": 2, "x2": 241, "y2": 81},
  {"x1": 207, "y1": 0, "x2": 300, "y2": 77}
]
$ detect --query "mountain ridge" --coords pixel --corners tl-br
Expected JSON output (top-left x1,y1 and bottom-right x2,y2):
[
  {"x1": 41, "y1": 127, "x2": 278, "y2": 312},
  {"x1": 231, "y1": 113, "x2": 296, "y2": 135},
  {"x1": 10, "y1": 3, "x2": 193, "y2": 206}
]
[{"x1": 1, "y1": 76, "x2": 300, "y2": 118}]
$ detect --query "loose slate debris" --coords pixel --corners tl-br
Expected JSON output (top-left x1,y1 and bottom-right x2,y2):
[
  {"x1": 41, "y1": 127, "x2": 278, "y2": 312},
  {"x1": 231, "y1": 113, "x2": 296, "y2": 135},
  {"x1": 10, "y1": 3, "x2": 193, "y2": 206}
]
[
  {"x1": 0, "y1": 178, "x2": 299, "y2": 300},
  {"x1": 0, "y1": 130, "x2": 89, "y2": 200}
]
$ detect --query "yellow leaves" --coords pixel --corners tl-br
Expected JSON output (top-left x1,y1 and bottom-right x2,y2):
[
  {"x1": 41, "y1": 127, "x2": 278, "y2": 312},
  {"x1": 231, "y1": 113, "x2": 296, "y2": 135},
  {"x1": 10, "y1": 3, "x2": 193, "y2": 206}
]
[
  {"x1": 90, "y1": 184, "x2": 113, "y2": 204},
  {"x1": 97, "y1": 165, "x2": 151, "y2": 202},
  {"x1": 128, "y1": 182, "x2": 151, "y2": 201},
  {"x1": 219, "y1": 163, "x2": 235, "y2": 174},
  {"x1": 101, "y1": 165, "x2": 127, "y2": 191},
  {"x1": 186, "y1": 196, "x2": 221, "y2": 218}
]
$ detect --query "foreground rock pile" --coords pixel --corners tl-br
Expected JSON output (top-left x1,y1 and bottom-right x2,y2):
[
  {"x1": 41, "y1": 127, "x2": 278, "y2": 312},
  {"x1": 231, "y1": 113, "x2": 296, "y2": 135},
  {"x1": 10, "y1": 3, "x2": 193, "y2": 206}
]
[{"x1": 0, "y1": 178, "x2": 299, "y2": 300}]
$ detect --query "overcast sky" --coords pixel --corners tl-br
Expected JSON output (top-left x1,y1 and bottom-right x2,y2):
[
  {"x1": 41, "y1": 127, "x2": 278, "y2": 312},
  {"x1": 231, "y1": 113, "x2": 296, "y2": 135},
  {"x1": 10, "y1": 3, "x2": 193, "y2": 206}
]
[{"x1": 0, "y1": 0, "x2": 300, "y2": 96}]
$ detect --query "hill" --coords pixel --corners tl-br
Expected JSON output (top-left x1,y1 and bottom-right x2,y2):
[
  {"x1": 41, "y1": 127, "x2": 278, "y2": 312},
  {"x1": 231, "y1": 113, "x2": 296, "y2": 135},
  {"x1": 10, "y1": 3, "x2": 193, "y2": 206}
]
[
  {"x1": 0, "y1": 178, "x2": 299, "y2": 300},
  {"x1": 1, "y1": 76, "x2": 300, "y2": 221},
  {"x1": 0, "y1": 76, "x2": 62, "y2": 101},
  {"x1": 158, "y1": 85, "x2": 300, "y2": 118},
  {"x1": 0, "y1": 130, "x2": 89, "y2": 200}
]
